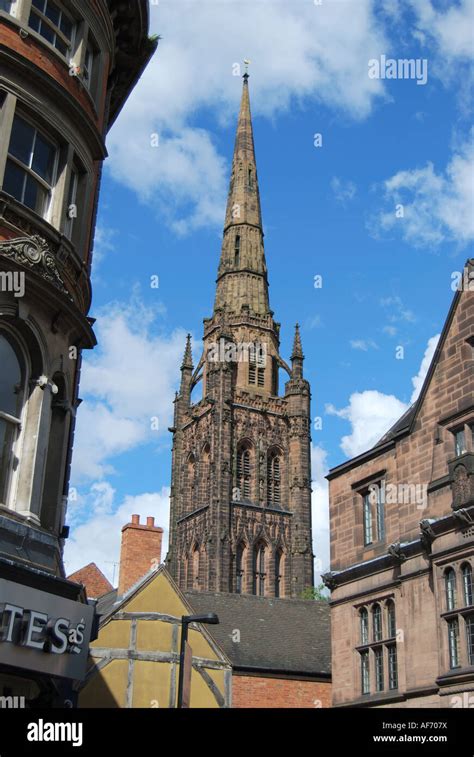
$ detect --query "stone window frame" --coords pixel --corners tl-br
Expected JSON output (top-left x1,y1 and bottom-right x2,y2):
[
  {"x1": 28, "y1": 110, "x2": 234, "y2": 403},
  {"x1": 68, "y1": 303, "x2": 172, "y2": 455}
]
[
  {"x1": 0, "y1": 91, "x2": 94, "y2": 252},
  {"x1": 448, "y1": 416, "x2": 474, "y2": 459},
  {"x1": 235, "y1": 439, "x2": 253, "y2": 502},
  {"x1": 354, "y1": 595, "x2": 398, "y2": 697},
  {"x1": 1, "y1": 0, "x2": 105, "y2": 111},
  {"x1": 439, "y1": 557, "x2": 474, "y2": 672},
  {"x1": 354, "y1": 474, "x2": 387, "y2": 549},
  {"x1": 252, "y1": 541, "x2": 267, "y2": 597},
  {"x1": 0, "y1": 326, "x2": 28, "y2": 511},
  {"x1": 267, "y1": 446, "x2": 283, "y2": 509}
]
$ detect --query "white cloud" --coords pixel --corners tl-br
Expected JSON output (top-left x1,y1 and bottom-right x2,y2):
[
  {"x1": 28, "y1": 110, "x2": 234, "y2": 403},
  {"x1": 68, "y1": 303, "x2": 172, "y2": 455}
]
[
  {"x1": 327, "y1": 333, "x2": 440, "y2": 457},
  {"x1": 350, "y1": 338, "x2": 378, "y2": 351},
  {"x1": 410, "y1": 332, "x2": 440, "y2": 402},
  {"x1": 311, "y1": 444, "x2": 330, "y2": 585},
  {"x1": 64, "y1": 484, "x2": 170, "y2": 584},
  {"x1": 408, "y1": 0, "x2": 474, "y2": 61},
  {"x1": 71, "y1": 296, "x2": 190, "y2": 483},
  {"x1": 380, "y1": 295, "x2": 416, "y2": 323},
  {"x1": 331, "y1": 176, "x2": 357, "y2": 204},
  {"x1": 106, "y1": 0, "x2": 387, "y2": 233},
  {"x1": 370, "y1": 133, "x2": 474, "y2": 247},
  {"x1": 327, "y1": 390, "x2": 409, "y2": 458}
]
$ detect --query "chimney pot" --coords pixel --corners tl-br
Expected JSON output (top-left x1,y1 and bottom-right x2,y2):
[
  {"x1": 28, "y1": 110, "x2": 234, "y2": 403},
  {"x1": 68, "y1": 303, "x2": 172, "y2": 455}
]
[
  {"x1": 118, "y1": 514, "x2": 163, "y2": 596},
  {"x1": 147, "y1": 516, "x2": 155, "y2": 528},
  {"x1": 131, "y1": 514, "x2": 140, "y2": 525}
]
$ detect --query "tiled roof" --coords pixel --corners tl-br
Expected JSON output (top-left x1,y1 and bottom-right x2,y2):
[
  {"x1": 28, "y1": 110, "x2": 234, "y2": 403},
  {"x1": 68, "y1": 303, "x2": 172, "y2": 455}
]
[
  {"x1": 67, "y1": 562, "x2": 113, "y2": 599},
  {"x1": 184, "y1": 591, "x2": 331, "y2": 676}
]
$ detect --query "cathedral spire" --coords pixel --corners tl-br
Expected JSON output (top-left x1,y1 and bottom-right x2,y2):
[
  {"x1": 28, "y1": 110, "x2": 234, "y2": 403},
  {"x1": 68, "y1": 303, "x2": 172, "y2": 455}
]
[{"x1": 214, "y1": 73, "x2": 270, "y2": 316}]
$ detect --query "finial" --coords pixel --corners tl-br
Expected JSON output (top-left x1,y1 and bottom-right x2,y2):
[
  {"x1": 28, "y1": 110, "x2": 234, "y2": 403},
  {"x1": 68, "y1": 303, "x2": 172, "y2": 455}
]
[
  {"x1": 291, "y1": 323, "x2": 304, "y2": 361},
  {"x1": 243, "y1": 58, "x2": 250, "y2": 79},
  {"x1": 181, "y1": 333, "x2": 193, "y2": 370}
]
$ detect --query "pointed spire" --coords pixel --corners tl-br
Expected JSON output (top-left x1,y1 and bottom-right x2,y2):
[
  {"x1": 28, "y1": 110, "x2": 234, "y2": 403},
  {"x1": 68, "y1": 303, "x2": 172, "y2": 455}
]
[
  {"x1": 181, "y1": 334, "x2": 193, "y2": 371},
  {"x1": 223, "y1": 71, "x2": 262, "y2": 232},
  {"x1": 214, "y1": 73, "x2": 270, "y2": 316},
  {"x1": 291, "y1": 324, "x2": 304, "y2": 379},
  {"x1": 291, "y1": 324, "x2": 304, "y2": 360}
]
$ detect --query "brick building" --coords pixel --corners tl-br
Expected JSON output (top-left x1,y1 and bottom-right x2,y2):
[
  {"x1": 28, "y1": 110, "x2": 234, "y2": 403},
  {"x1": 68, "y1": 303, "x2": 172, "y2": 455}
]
[
  {"x1": 324, "y1": 260, "x2": 474, "y2": 707},
  {"x1": 0, "y1": 0, "x2": 156, "y2": 705},
  {"x1": 73, "y1": 514, "x2": 331, "y2": 708},
  {"x1": 166, "y1": 73, "x2": 314, "y2": 598}
]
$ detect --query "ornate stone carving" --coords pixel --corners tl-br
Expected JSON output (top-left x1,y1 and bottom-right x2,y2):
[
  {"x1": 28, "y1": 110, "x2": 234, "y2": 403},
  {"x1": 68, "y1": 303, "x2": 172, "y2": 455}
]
[{"x1": 0, "y1": 235, "x2": 71, "y2": 299}]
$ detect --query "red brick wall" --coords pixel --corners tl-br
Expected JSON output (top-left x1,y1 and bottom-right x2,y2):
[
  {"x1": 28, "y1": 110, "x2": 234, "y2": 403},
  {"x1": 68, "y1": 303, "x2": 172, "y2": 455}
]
[
  {"x1": 68, "y1": 562, "x2": 113, "y2": 598},
  {"x1": 232, "y1": 674, "x2": 331, "y2": 708},
  {"x1": 0, "y1": 22, "x2": 103, "y2": 127}
]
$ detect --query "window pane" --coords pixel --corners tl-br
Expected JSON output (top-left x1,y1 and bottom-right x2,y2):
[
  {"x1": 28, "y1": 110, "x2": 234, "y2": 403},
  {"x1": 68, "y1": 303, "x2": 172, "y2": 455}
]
[
  {"x1": 3, "y1": 160, "x2": 25, "y2": 203},
  {"x1": 0, "y1": 334, "x2": 22, "y2": 417},
  {"x1": 448, "y1": 618, "x2": 459, "y2": 668},
  {"x1": 55, "y1": 36, "x2": 67, "y2": 56},
  {"x1": 455, "y1": 429, "x2": 467, "y2": 456},
  {"x1": 24, "y1": 174, "x2": 48, "y2": 214},
  {"x1": 466, "y1": 616, "x2": 474, "y2": 666},
  {"x1": 9, "y1": 116, "x2": 35, "y2": 166},
  {"x1": 28, "y1": 9, "x2": 41, "y2": 33},
  {"x1": 44, "y1": 0, "x2": 60, "y2": 26},
  {"x1": 388, "y1": 645, "x2": 398, "y2": 690},
  {"x1": 463, "y1": 565, "x2": 473, "y2": 606},
  {"x1": 360, "y1": 609, "x2": 369, "y2": 644},
  {"x1": 60, "y1": 14, "x2": 72, "y2": 38},
  {"x1": 39, "y1": 20, "x2": 55, "y2": 44},
  {"x1": 361, "y1": 651, "x2": 370, "y2": 694},
  {"x1": 375, "y1": 647, "x2": 384, "y2": 692},
  {"x1": 31, "y1": 0, "x2": 45, "y2": 10},
  {"x1": 445, "y1": 569, "x2": 457, "y2": 611},
  {"x1": 31, "y1": 131, "x2": 55, "y2": 183}
]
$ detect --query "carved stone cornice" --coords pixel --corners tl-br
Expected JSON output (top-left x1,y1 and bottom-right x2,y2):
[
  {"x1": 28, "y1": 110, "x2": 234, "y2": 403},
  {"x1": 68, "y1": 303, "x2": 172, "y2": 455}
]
[{"x1": 0, "y1": 235, "x2": 72, "y2": 300}]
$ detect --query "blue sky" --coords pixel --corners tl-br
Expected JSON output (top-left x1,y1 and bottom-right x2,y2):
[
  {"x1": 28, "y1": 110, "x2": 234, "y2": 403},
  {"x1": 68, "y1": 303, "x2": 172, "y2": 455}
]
[{"x1": 63, "y1": 0, "x2": 473, "y2": 585}]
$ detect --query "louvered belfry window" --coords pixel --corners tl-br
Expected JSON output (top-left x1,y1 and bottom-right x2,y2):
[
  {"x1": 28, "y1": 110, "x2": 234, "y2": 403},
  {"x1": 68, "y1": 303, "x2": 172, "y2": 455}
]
[{"x1": 237, "y1": 445, "x2": 251, "y2": 500}]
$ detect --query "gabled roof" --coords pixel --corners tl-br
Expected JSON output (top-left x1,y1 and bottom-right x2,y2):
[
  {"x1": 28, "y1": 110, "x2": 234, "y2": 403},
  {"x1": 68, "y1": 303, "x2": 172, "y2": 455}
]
[
  {"x1": 67, "y1": 562, "x2": 113, "y2": 599},
  {"x1": 184, "y1": 591, "x2": 331, "y2": 677}
]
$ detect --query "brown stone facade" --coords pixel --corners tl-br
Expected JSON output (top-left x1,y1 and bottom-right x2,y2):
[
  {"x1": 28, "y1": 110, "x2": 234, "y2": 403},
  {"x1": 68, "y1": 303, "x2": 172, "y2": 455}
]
[
  {"x1": 232, "y1": 673, "x2": 331, "y2": 708},
  {"x1": 326, "y1": 261, "x2": 474, "y2": 707},
  {"x1": 166, "y1": 77, "x2": 314, "y2": 598}
]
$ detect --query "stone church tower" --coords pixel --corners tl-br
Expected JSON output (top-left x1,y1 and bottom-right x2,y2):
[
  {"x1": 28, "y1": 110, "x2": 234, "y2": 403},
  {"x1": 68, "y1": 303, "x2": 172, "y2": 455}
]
[{"x1": 167, "y1": 74, "x2": 314, "y2": 598}]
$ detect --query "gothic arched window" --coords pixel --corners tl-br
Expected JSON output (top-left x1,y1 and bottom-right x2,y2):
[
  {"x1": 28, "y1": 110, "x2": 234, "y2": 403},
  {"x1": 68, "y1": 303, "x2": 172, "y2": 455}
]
[
  {"x1": 445, "y1": 567, "x2": 457, "y2": 611},
  {"x1": 192, "y1": 546, "x2": 200, "y2": 589},
  {"x1": 275, "y1": 549, "x2": 283, "y2": 598},
  {"x1": 253, "y1": 543, "x2": 266, "y2": 596},
  {"x1": 360, "y1": 608, "x2": 369, "y2": 645},
  {"x1": 186, "y1": 454, "x2": 196, "y2": 510},
  {"x1": 236, "y1": 542, "x2": 246, "y2": 594},
  {"x1": 372, "y1": 603, "x2": 382, "y2": 642},
  {"x1": 236, "y1": 443, "x2": 251, "y2": 501},
  {"x1": 462, "y1": 563, "x2": 473, "y2": 606},
  {"x1": 386, "y1": 599, "x2": 396, "y2": 638},
  {"x1": 0, "y1": 331, "x2": 26, "y2": 506},
  {"x1": 267, "y1": 450, "x2": 281, "y2": 508}
]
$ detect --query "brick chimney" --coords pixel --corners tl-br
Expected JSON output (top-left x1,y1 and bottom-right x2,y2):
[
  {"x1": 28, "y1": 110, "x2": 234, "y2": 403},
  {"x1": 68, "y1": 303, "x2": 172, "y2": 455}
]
[{"x1": 118, "y1": 515, "x2": 163, "y2": 596}]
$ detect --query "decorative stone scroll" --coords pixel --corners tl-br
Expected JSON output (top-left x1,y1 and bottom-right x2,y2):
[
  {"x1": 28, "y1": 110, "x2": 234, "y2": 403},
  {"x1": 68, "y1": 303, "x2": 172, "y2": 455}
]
[{"x1": 0, "y1": 235, "x2": 70, "y2": 299}]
